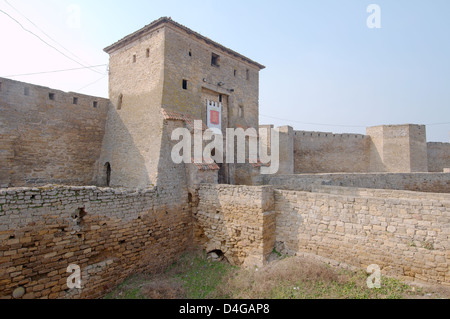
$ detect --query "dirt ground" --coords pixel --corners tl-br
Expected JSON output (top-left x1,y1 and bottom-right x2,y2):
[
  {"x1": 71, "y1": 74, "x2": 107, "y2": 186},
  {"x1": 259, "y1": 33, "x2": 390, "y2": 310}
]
[{"x1": 105, "y1": 250, "x2": 450, "y2": 299}]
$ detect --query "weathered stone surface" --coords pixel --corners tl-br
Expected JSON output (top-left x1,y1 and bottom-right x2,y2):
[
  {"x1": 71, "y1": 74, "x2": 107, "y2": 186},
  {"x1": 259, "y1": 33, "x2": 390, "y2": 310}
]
[
  {"x1": 274, "y1": 185, "x2": 450, "y2": 286},
  {"x1": 12, "y1": 287, "x2": 25, "y2": 299},
  {"x1": 0, "y1": 78, "x2": 109, "y2": 188},
  {"x1": 195, "y1": 184, "x2": 275, "y2": 268},
  {"x1": 0, "y1": 185, "x2": 192, "y2": 299}
]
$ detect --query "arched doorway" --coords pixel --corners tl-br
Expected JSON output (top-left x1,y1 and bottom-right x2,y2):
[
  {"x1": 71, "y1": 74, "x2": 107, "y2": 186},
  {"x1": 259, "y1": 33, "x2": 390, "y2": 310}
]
[{"x1": 211, "y1": 148, "x2": 227, "y2": 184}]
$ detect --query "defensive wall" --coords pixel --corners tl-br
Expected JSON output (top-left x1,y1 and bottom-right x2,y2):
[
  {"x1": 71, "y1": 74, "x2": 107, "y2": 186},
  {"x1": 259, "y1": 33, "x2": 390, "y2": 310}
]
[
  {"x1": 2, "y1": 180, "x2": 448, "y2": 299},
  {"x1": 293, "y1": 130, "x2": 369, "y2": 174},
  {"x1": 272, "y1": 125, "x2": 450, "y2": 175},
  {"x1": 262, "y1": 172, "x2": 450, "y2": 193},
  {"x1": 273, "y1": 185, "x2": 450, "y2": 285},
  {"x1": 428, "y1": 142, "x2": 450, "y2": 173},
  {"x1": 0, "y1": 77, "x2": 109, "y2": 188},
  {"x1": 0, "y1": 185, "x2": 191, "y2": 299},
  {"x1": 189, "y1": 183, "x2": 450, "y2": 287}
]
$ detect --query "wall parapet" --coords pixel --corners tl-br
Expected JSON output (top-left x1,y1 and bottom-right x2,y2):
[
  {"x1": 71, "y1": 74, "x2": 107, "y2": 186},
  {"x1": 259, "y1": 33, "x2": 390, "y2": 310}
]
[
  {"x1": 311, "y1": 184, "x2": 450, "y2": 202},
  {"x1": 0, "y1": 77, "x2": 110, "y2": 188},
  {"x1": 263, "y1": 172, "x2": 450, "y2": 193},
  {"x1": 294, "y1": 130, "x2": 367, "y2": 139}
]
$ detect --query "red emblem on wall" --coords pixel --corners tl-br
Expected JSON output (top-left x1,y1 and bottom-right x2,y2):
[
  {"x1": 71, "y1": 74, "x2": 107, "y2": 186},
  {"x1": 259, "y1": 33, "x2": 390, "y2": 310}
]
[{"x1": 210, "y1": 110, "x2": 220, "y2": 125}]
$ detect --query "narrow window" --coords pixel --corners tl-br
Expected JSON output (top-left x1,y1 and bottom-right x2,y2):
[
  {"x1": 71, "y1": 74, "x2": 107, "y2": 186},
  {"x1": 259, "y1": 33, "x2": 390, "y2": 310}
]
[
  {"x1": 49, "y1": 93, "x2": 55, "y2": 100},
  {"x1": 182, "y1": 79, "x2": 188, "y2": 90},
  {"x1": 211, "y1": 53, "x2": 220, "y2": 67},
  {"x1": 246, "y1": 69, "x2": 250, "y2": 80},
  {"x1": 234, "y1": 69, "x2": 237, "y2": 77},
  {"x1": 219, "y1": 94, "x2": 222, "y2": 103},
  {"x1": 104, "y1": 162, "x2": 111, "y2": 187},
  {"x1": 93, "y1": 101, "x2": 98, "y2": 108},
  {"x1": 133, "y1": 54, "x2": 136, "y2": 63},
  {"x1": 73, "y1": 97, "x2": 78, "y2": 105},
  {"x1": 117, "y1": 94, "x2": 123, "y2": 110},
  {"x1": 24, "y1": 87, "x2": 29, "y2": 96},
  {"x1": 189, "y1": 50, "x2": 192, "y2": 57},
  {"x1": 146, "y1": 48, "x2": 150, "y2": 58},
  {"x1": 238, "y1": 105, "x2": 244, "y2": 118}
]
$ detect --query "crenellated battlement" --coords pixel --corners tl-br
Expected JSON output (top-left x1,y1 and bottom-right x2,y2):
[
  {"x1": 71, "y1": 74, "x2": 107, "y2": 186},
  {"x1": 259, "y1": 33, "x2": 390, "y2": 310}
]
[
  {"x1": 294, "y1": 130, "x2": 367, "y2": 139},
  {"x1": 0, "y1": 77, "x2": 108, "y2": 110},
  {"x1": 0, "y1": 77, "x2": 110, "y2": 188}
]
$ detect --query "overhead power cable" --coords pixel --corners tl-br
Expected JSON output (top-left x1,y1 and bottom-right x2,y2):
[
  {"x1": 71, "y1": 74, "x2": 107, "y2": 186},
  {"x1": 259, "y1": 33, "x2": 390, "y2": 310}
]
[
  {"x1": 260, "y1": 114, "x2": 450, "y2": 128},
  {"x1": 3, "y1": 64, "x2": 108, "y2": 78},
  {"x1": 0, "y1": 8, "x2": 104, "y2": 75},
  {"x1": 260, "y1": 114, "x2": 367, "y2": 128},
  {"x1": 77, "y1": 74, "x2": 107, "y2": 92},
  {"x1": 4, "y1": 0, "x2": 99, "y2": 72}
]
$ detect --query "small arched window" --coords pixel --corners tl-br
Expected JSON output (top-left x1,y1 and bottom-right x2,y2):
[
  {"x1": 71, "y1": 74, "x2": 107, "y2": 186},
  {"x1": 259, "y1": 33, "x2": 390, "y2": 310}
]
[{"x1": 104, "y1": 162, "x2": 111, "y2": 187}]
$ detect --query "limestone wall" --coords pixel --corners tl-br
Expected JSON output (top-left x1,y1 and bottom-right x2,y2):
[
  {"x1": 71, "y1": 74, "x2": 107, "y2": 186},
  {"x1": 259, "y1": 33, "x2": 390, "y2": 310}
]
[
  {"x1": 293, "y1": 130, "x2": 369, "y2": 173},
  {"x1": 263, "y1": 172, "x2": 450, "y2": 193},
  {"x1": 367, "y1": 124, "x2": 428, "y2": 173},
  {"x1": 98, "y1": 27, "x2": 166, "y2": 188},
  {"x1": 0, "y1": 185, "x2": 192, "y2": 299},
  {"x1": 163, "y1": 24, "x2": 261, "y2": 131},
  {"x1": 274, "y1": 186, "x2": 450, "y2": 285},
  {"x1": 428, "y1": 142, "x2": 450, "y2": 172},
  {"x1": 287, "y1": 124, "x2": 440, "y2": 175},
  {"x1": 162, "y1": 26, "x2": 263, "y2": 185},
  {"x1": 195, "y1": 184, "x2": 275, "y2": 267},
  {"x1": 0, "y1": 78, "x2": 109, "y2": 188}
]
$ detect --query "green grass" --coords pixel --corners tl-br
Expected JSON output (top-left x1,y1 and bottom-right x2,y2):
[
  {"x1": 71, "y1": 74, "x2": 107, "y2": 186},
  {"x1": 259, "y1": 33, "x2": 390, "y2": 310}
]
[
  {"x1": 104, "y1": 276, "x2": 147, "y2": 299},
  {"x1": 104, "y1": 251, "x2": 446, "y2": 300},
  {"x1": 168, "y1": 251, "x2": 235, "y2": 299}
]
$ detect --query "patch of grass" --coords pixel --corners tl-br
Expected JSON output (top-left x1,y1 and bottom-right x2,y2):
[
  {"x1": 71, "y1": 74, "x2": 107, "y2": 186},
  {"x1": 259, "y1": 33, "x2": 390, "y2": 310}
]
[
  {"x1": 272, "y1": 248, "x2": 282, "y2": 257},
  {"x1": 104, "y1": 252, "x2": 449, "y2": 300},
  {"x1": 216, "y1": 257, "x2": 423, "y2": 299},
  {"x1": 421, "y1": 241, "x2": 434, "y2": 250},
  {"x1": 168, "y1": 250, "x2": 235, "y2": 299},
  {"x1": 104, "y1": 275, "x2": 147, "y2": 299},
  {"x1": 104, "y1": 250, "x2": 234, "y2": 299}
]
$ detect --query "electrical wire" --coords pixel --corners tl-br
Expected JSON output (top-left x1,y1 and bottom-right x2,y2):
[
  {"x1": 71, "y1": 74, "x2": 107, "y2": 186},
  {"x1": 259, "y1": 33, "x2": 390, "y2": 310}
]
[
  {"x1": 259, "y1": 114, "x2": 367, "y2": 128},
  {"x1": 3, "y1": 0, "x2": 100, "y2": 73},
  {"x1": 3, "y1": 64, "x2": 108, "y2": 78},
  {"x1": 0, "y1": 8, "x2": 104, "y2": 75},
  {"x1": 77, "y1": 74, "x2": 107, "y2": 92},
  {"x1": 260, "y1": 114, "x2": 450, "y2": 128}
]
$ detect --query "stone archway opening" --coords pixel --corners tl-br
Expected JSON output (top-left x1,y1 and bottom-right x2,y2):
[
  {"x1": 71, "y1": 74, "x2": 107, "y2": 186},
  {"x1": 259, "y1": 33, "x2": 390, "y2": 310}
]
[{"x1": 207, "y1": 249, "x2": 228, "y2": 263}]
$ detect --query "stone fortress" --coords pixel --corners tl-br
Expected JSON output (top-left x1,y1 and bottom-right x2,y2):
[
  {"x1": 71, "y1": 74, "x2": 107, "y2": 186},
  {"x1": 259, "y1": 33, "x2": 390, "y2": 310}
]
[{"x1": 0, "y1": 17, "x2": 449, "y2": 299}]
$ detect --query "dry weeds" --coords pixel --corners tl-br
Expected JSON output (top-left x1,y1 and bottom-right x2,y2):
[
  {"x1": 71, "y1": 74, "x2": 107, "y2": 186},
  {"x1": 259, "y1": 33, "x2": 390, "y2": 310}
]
[{"x1": 105, "y1": 251, "x2": 450, "y2": 299}]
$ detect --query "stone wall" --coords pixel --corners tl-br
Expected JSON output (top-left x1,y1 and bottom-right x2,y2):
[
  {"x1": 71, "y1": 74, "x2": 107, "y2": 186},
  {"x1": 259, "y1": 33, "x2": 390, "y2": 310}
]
[
  {"x1": 272, "y1": 124, "x2": 442, "y2": 175},
  {"x1": 0, "y1": 185, "x2": 192, "y2": 299},
  {"x1": 263, "y1": 172, "x2": 450, "y2": 193},
  {"x1": 162, "y1": 24, "x2": 263, "y2": 185},
  {"x1": 293, "y1": 130, "x2": 369, "y2": 173},
  {"x1": 98, "y1": 26, "x2": 166, "y2": 188},
  {"x1": 274, "y1": 186, "x2": 450, "y2": 285},
  {"x1": 195, "y1": 182, "x2": 450, "y2": 285},
  {"x1": 428, "y1": 142, "x2": 450, "y2": 172},
  {"x1": 163, "y1": 24, "x2": 261, "y2": 131},
  {"x1": 367, "y1": 124, "x2": 428, "y2": 173},
  {"x1": 195, "y1": 184, "x2": 275, "y2": 267},
  {"x1": 0, "y1": 78, "x2": 109, "y2": 188}
]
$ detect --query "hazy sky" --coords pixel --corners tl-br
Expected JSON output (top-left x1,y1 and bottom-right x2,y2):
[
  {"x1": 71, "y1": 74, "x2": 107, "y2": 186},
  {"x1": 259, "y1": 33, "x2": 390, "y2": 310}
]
[{"x1": 1, "y1": 0, "x2": 449, "y2": 142}]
